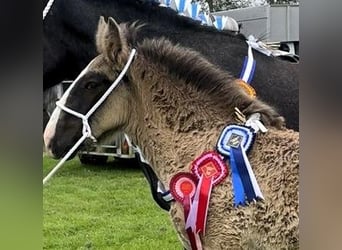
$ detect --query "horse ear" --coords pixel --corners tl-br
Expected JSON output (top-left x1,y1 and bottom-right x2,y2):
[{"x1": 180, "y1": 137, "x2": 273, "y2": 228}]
[
  {"x1": 96, "y1": 16, "x2": 107, "y2": 54},
  {"x1": 104, "y1": 17, "x2": 129, "y2": 65}
]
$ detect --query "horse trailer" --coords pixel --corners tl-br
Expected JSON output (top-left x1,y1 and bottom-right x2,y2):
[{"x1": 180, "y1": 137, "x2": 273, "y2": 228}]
[
  {"x1": 214, "y1": 4, "x2": 299, "y2": 55},
  {"x1": 43, "y1": 81, "x2": 137, "y2": 165}
]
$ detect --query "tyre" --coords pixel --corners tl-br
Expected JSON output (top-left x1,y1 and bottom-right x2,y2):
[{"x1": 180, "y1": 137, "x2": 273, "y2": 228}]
[{"x1": 78, "y1": 154, "x2": 108, "y2": 165}]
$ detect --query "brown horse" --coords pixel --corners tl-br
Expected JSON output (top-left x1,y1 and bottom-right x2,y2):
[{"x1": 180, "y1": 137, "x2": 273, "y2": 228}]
[{"x1": 44, "y1": 17, "x2": 299, "y2": 249}]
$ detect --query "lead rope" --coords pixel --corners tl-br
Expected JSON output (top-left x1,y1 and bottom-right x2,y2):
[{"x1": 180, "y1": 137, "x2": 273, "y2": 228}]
[
  {"x1": 43, "y1": 0, "x2": 55, "y2": 20},
  {"x1": 43, "y1": 49, "x2": 137, "y2": 185}
]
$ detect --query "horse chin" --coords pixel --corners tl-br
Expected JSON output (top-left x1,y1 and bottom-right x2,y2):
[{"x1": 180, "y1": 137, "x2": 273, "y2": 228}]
[
  {"x1": 50, "y1": 146, "x2": 79, "y2": 160},
  {"x1": 48, "y1": 137, "x2": 82, "y2": 160}
]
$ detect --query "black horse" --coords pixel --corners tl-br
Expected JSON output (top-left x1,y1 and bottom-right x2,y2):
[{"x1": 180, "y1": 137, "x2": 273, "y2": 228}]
[{"x1": 43, "y1": 0, "x2": 298, "y2": 131}]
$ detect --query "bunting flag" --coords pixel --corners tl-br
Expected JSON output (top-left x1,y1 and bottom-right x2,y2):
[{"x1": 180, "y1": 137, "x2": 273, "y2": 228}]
[
  {"x1": 157, "y1": 0, "x2": 239, "y2": 32},
  {"x1": 159, "y1": 0, "x2": 177, "y2": 11},
  {"x1": 213, "y1": 15, "x2": 223, "y2": 30},
  {"x1": 170, "y1": 172, "x2": 201, "y2": 250},
  {"x1": 158, "y1": 0, "x2": 171, "y2": 7},
  {"x1": 174, "y1": 0, "x2": 191, "y2": 15},
  {"x1": 198, "y1": 12, "x2": 207, "y2": 25},
  {"x1": 198, "y1": 12, "x2": 212, "y2": 26},
  {"x1": 185, "y1": 2, "x2": 201, "y2": 20},
  {"x1": 187, "y1": 151, "x2": 228, "y2": 235}
]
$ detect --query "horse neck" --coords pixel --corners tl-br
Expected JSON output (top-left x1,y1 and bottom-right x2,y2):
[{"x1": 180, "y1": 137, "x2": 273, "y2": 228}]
[{"x1": 125, "y1": 60, "x2": 237, "y2": 184}]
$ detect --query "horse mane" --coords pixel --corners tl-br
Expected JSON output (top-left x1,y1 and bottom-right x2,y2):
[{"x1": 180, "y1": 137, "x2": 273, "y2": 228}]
[
  {"x1": 96, "y1": 6, "x2": 241, "y2": 97},
  {"x1": 139, "y1": 38, "x2": 244, "y2": 104},
  {"x1": 137, "y1": 37, "x2": 283, "y2": 127}
]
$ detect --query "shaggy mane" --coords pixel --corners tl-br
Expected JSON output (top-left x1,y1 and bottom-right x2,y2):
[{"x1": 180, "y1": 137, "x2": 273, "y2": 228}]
[
  {"x1": 137, "y1": 37, "x2": 284, "y2": 127},
  {"x1": 139, "y1": 38, "x2": 247, "y2": 105}
]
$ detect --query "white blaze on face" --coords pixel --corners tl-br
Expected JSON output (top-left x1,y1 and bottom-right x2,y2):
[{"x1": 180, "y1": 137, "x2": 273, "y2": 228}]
[{"x1": 43, "y1": 60, "x2": 95, "y2": 155}]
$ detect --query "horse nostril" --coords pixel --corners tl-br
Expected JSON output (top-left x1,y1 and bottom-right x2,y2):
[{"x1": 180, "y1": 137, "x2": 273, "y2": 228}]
[{"x1": 43, "y1": 129, "x2": 56, "y2": 158}]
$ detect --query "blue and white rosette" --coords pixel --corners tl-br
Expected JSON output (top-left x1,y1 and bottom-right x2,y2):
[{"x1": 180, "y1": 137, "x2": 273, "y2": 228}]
[{"x1": 217, "y1": 125, "x2": 263, "y2": 206}]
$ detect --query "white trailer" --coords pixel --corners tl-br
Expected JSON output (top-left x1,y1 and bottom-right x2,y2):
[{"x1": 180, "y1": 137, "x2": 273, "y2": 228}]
[{"x1": 214, "y1": 4, "x2": 299, "y2": 55}]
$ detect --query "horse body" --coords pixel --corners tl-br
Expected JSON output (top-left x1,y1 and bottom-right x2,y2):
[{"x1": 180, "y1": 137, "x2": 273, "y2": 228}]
[
  {"x1": 44, "y1": 18, "x2": 299, "y2": 249},
  {"x1": 43, "y1": 0, "x2": 299, "y2": 130}
]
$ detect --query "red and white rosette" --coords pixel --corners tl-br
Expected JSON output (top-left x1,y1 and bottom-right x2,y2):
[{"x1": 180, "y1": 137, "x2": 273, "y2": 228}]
[
  {"x1": 170, "y1": 172, "x2": 197, "y2": 218},
  {"x1": 170, "y1": 172, "x2": 201, "y2": 250},
  {"x1": 187, "y1": 151, "x2": 228, "y2": 236}
]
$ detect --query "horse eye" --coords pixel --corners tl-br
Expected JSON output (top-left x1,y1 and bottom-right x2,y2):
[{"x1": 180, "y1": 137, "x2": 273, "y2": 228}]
[{"x1": 84, "y1": 82, "x2": 97, "y2": 89}]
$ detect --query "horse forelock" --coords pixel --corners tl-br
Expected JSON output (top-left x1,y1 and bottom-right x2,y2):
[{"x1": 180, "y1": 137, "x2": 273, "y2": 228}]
[{"x1": 120, "y1": 21, "x2": 146, "y2": 46}]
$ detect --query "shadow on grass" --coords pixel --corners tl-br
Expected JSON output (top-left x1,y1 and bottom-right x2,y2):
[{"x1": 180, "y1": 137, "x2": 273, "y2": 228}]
[
  {"x1": 43, "y1": 155, "x2": 143, "y2": 179},
  {"x1": 81, "y1": 158, "x2": 141, "y2": 172}
]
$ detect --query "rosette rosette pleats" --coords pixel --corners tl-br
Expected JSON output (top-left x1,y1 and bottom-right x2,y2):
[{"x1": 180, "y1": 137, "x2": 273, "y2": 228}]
[{"x1": 170, "y1": 172, "x2": 202, "y2": 250}]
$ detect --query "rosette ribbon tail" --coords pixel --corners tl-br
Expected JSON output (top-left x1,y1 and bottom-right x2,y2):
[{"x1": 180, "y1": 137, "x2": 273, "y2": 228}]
[
  {"x1": 195, "y1": 175, "x2": 213, "y2": 235},
  {"x1": 228, "y1": 153, "x2": 246, "y2": 206},
  {"x1": 231, "y1": 145, "x2": 263, "y2": 202},
  {"x1": 184, "y1": 196, "x2": 201, "y2": 250},
  {"x1": 186, "y1": 183, "x2": 202, "y2": 250}
]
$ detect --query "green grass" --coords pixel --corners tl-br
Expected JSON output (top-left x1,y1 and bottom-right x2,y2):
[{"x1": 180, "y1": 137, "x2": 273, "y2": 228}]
[{"x1": 43, "y1": 156, "x2": 181, "y2": 249}]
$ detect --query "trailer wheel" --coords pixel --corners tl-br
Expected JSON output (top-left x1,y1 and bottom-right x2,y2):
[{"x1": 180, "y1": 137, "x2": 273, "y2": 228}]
[{"x1": 78, "y1": 154, "x2": 108, "y2": 165}]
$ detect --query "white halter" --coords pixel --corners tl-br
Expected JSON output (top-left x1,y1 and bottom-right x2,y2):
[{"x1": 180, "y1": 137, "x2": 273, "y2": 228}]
[{"x1": 43, "y1": 49, "x2": 137, "y2": 185}]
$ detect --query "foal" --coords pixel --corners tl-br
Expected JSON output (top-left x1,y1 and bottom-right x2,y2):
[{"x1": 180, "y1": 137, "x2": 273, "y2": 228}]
[{"x1": 44, "y1": 17, "x2": 299, "y2": 249}]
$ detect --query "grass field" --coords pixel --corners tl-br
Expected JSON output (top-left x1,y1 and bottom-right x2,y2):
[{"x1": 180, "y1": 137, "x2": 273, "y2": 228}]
[{"x1": 43, "y1": 156, "x2": 181, "y2": 249}]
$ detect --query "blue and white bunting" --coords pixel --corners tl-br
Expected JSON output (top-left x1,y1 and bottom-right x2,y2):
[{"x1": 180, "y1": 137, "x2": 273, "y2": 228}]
[
  {"x1": 185, "y1": 2, "x2": 201, "y2": 20},
  {"x1": 174, "y1": 0, "x2": 191, "y2": 15},
  {"x1": 213, "y1": 15, "x2": 223, "y2": 30},
  {"x1": 159, "y1": 0, "x2": 177, "y2": 11},
  {"x1": 156, "y1": 0, "x2": 239, "y2": 32},
  {"x1": 198, "y1": 12, "x2": 213, "y2": 26},
  {"x1": 159, "y1": 0, "x2": 171, "y2": 7}
]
